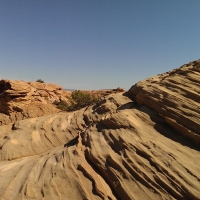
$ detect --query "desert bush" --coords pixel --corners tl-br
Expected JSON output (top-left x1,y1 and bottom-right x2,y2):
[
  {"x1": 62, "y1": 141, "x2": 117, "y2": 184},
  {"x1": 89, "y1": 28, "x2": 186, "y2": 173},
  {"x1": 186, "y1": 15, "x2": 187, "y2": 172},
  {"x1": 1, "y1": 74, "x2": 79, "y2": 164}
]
[
  {"x1": 55, "y1": 90, "x2": 98, "y2": 111},
  {"x1": 36, "y1": 79, "x2": 44, "y2": 83},
  {"x1": 67, "y1": 90, "x2": 98, "y2": 111},
  {"x1": 53, "y1": 100, "x2": 69, "y2": 111}
]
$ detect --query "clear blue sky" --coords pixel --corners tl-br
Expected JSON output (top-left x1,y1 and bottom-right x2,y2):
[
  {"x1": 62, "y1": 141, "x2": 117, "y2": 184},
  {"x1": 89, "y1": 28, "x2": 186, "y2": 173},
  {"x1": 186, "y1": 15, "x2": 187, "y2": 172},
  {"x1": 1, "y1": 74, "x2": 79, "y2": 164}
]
[{"x1": 1, "y1": 0, "x2": 200, "y2": 90}]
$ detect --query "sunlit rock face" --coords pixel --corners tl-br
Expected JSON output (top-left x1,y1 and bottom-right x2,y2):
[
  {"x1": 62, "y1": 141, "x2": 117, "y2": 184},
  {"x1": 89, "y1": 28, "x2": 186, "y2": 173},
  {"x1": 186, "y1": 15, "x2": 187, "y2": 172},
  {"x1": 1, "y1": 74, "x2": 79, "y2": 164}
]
[
  {"x1": 129, "y1": 60, "x2": 200, "y2": 144},
  {"x1": 0, "y1": 79, "x2": 71, "y2": 125},
  {"x1": 0, "y1": 60, "x2": 199, "y2": 200}
]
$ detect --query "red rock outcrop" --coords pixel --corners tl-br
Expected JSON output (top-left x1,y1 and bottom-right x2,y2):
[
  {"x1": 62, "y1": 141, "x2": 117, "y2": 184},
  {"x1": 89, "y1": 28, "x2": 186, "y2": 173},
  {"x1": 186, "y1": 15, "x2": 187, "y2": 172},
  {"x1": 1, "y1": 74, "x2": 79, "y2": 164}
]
[
  {"x1": 129, "y1": 60, "x2": 200, "y2": 144},
  {"x1": 0, "y1": 79, "x2": 71, "y2": 125}
]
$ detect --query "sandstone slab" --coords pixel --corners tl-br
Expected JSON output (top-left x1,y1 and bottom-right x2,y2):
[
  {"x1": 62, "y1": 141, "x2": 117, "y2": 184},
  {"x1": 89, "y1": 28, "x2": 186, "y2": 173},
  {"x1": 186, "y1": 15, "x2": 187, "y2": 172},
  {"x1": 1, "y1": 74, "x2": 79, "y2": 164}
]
[{"x1": 129, "y1": 60, "x2": 200, "y2": 144}]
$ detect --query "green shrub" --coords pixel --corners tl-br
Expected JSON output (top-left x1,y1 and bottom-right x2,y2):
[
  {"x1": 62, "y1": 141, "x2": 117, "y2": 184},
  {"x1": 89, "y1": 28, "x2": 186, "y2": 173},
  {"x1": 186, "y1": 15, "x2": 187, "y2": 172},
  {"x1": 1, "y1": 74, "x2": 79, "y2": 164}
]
[
  {"x1": 36, "y1": 79, "x2": 44, "y2": 83},
  {"x1": 55, "y1": 90, "x2": 98, "y2": 112},
  {"x1": 53, "y1": 100, "x2": 69, "y2": 111}
]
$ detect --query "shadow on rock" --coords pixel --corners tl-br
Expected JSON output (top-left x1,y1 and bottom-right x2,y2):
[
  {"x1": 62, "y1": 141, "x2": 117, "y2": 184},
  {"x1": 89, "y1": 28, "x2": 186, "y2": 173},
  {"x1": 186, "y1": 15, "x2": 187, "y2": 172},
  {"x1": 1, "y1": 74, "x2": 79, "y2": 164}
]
[{"x1": 64, "y1": 136, "x2": 79, "y2": 148}]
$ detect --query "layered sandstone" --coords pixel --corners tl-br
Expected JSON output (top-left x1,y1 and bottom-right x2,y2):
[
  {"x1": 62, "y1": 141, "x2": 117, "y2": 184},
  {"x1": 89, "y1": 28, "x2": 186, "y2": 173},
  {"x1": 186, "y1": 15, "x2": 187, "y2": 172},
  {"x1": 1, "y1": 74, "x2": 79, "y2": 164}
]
[
  {"x1": 129, "y1": 60, "x2": 200, "y2": 144},
  {"x1": 0, "y1": 61, "x2": 199, "y2": 200},
  {"x1": 0, "y1": 80, "x2": 71, "y2": 125}
]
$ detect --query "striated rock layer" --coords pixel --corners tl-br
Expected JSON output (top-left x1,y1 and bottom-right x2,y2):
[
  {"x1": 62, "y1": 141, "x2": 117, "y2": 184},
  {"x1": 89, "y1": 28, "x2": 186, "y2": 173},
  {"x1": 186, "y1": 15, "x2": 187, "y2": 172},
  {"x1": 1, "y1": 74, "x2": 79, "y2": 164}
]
[
  {"x1": 129, "y1": 60, "x2": 200, "y2": 144},
  {"x1": 0, "y1": 80, "x2": 71, "y2": 125},
  {"x1": 0, "y1": 61, "x2": 199, "y2": 200}
]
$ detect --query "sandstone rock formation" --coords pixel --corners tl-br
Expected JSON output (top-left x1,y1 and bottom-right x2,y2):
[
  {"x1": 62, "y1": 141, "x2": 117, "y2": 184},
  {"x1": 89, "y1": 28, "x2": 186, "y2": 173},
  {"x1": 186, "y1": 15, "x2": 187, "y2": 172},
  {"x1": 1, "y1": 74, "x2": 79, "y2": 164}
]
[
  {"x1": 0, "y1": 61, "x2": 199, "y2": 200},
  {"x1": 129, "y1": 60, "x2": 200, "y2": 144},
  {"x1": 0, "y1": 80, "x2": 71, "y2": 125}
]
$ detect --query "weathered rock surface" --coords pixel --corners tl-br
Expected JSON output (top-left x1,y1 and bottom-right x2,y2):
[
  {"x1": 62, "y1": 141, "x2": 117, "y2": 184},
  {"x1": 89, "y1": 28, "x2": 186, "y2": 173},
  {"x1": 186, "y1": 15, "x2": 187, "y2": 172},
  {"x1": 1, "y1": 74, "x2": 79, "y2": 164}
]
[
  {"x1": 129, "y1": 60, "x2": 200, "y2": 144},
  {"x1": 0, "y1": 80, "x2": 71, "y2": 125},
  {"x1": 0, "y1": 61, "x2": 199, "y2": 200}
]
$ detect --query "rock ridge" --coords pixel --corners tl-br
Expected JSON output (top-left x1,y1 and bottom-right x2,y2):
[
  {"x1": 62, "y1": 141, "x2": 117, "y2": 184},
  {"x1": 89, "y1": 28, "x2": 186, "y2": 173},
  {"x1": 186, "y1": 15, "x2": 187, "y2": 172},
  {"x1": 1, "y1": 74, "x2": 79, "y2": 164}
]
[{"x1": 129, "y1": 60, "x2": 200, "y2": 144}]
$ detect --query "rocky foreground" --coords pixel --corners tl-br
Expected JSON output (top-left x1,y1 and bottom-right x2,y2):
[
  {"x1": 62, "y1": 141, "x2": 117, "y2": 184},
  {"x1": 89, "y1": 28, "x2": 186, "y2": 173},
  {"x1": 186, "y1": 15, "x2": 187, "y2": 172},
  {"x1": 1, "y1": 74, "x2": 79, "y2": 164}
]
[{"x1": 0, "y1": 60, "x2": 199, "y2": 200}]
